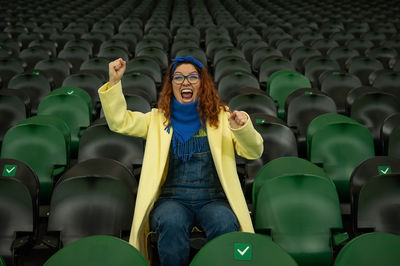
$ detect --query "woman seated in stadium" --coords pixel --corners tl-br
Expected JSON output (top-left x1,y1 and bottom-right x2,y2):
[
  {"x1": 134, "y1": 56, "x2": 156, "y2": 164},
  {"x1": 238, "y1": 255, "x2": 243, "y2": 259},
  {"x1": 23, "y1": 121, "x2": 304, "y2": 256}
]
[{"x1": 98, "y1": 56, "x2": 263, "y2": 266}]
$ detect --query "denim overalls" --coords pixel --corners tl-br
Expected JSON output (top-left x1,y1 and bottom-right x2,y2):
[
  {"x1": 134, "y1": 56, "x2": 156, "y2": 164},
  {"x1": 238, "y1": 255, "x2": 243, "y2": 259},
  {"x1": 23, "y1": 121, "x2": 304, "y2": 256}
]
[
  {"x1": 150, "y1": 133, "x2": 239, "y2": 266},
  {"x1": 159, "y1": 135, "x2": 226, "y2": 201}
]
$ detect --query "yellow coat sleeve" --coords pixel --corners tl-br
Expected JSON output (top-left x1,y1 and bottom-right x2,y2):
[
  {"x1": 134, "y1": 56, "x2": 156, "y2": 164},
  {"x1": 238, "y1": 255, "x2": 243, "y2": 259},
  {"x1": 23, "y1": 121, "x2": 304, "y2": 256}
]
[
  {"x1": 229, "y1": 112, "x2": 264, "y2": 160},
  {"x1": 98, "y1": 81, "x2": 151, "y2": 139}
]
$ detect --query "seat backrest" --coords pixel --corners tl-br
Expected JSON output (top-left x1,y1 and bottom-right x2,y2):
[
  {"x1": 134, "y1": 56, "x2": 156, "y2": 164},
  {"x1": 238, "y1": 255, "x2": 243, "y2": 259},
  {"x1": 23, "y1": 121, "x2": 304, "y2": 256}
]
[
  {"x1": 350, "y1": 156, "x2": 400, "y2": 233},
  {"x1": 286, "y1": 89, "x2": 337, "y2": 139},
  {"x1": 8, "y1": 72, "x2": 51, "y2": 114},
  {"x1": 37, "y1": 87, "x2": 93, "y2": 156},
  {"x1": 334, "y1": 232, "x2": 400, "y2": 266},
  {"x1": 307, "y1": 113, "x2": 375, "y2": 202},
  {"x1": 78, "y1": 122, "x2": 144, "y2": 172},
  {"x1": 43, "y1": 235, "x2": 148, "y2": 266},
  {"x1": 252, "y1": 157, "x2": 328, "y2": 209},
  {"x1": 357, "y1": 174, "x2": 400, "y2": 234},
  {"x1": 350, "y1": 91, "x2": 400, "y2": 155},
  {"x1": 228, "y1": 91, "x2": 276, "y2": 117},
  {"x1": 254, "y1": 173, "x2": 342, "y2": 266},
  {"x1": 190, "y1": 232, "x2": 297, "y2": 266},
  {"x1": 0, "y1": 177, "x2": 35, "y2": 264},
  {"x1": 267, "y1": 70, "x2": 311, "y2": 119},
  {"x1": 48, "y1": 159, "x2": 137, "y2": 246},
  {"x1": 1, "y1": 115, "x2": 70, "y2": 201}
]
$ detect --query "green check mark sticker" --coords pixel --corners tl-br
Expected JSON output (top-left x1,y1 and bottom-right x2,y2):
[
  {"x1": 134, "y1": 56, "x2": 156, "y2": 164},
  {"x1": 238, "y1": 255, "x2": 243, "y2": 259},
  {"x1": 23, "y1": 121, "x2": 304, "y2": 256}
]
[
  {"x1": 234, "y1": 243, "x2": 252, "y2": 260},
  {"x1": 378, "y1": 166, "x2": 391, "y2": 175},
  {"x1": 2, "y1": 165, "x2": 17, "y2": 176}
]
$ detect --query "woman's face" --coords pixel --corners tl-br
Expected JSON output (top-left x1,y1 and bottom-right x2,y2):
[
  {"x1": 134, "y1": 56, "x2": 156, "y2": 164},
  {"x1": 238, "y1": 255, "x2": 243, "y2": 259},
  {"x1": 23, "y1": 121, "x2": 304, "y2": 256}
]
[{"x1": 171, "y1": 63, "x2": 201, "y2": 104}]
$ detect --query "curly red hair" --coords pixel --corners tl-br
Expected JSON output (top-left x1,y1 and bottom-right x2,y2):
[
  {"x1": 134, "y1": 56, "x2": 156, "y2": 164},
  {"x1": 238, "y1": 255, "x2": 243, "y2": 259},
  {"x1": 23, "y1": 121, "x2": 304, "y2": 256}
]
[{"x1": 157, "y1": 62, "x2": 228, "y2": 128}]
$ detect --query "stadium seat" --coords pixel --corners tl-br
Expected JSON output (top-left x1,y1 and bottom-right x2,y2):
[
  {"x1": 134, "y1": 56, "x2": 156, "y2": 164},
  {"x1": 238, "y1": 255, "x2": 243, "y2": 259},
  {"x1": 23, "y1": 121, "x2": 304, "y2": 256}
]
[
  {"x1": 175, "y1": 47, "x2": 208, "y2": 69},
  {"x1": 307, "y1": 113, "x2": 375, "y2": 202},
  {"x1": 259, "y1": 56, "x2": 295, "y2": 89},
  {"x1": 19, "y1": 46, "x2": 51, "y2": 73},
  {"x1": 1, "y1": 115, "x2": 71, "y2": 201},
  {"x1": 319, "y1": 72, "x2": 362, "y2": 114},
  {"x1": 217, "y1": 71, "x2": 260, "y2": 103},
  {"x1": 63, "y1": 39, "x2": 93, "y2": 57},
  {"x1": 303, "y1": 56, "x2": 340, "y2": 88},
  {"x1": 254, "y1": 172, "x2": 347, "y2": 266},
  {"x1": 61, "y1": 73, "x2": 103, "y2": 117},
  {"x1": 213, "y1": 47, "x2": 246, "y2": 68},
  {"x1": 348, "y1": 88, "x2": 400, "y2": 155},
  {"x1": 349, "y1": 156, "x2": 400, "y2": 234},
  {"x1": 327, "y1": 46, "x2": 360, "y2": 72},
  {"x1": 290, "y1": 46, "x2": 322, "y2": 73},
  {"x1": 34, "y1": 58, "x2": 71, "y2": 90},
  {"x1": 79, "y1": 57, "x2": 109, "y2": 83},
  {"x1": 121, "y1": 71, "x2": 158, "y2": 106},
  {"x1": 135, "y1": 47, "x2": 169, "y2": 71},
  {"x1": 0, "y1": 57, "x2": 24, "y2": 89},
  {"x1": 0, "y1": 158, "x2": 39, "y2": 266},
  {"x1": 371, "y1": 70, "x2": 400, "y2": 102},
  {"x1": 190, "y1": 232, "x2": 298, "y2": 266},
  {"x1": 346, "y1": 56, "x2": 385, "y2": 85},
  {"x1": 334, "y1": 232, "x2": 400, "y2": 266},
  {"x1": 365, "y1": 46, "x2": 398, "y2": 69},
  {"x1": 381, "y1": 112, "x2": 400, "y2": 156},
  {"x1": 58, "y1": 46, "x2": 90, "y2": 74},
  {"x1": 329, "y1": 32, "x2": 355, "y2": 46},
  {"x1": 228, "y1": 89, "x2": 277, "y2": 116},
  {"x1": 46, "y1": 158, "x2": 137, "y2": 247},
  {"x1": 243, "y1": 115, "x2": 298, "y2": 201},
  {"x1": 267, "y1": 70, "x2": 311, "y2": 119},
  {"x1": 205, "y1": 38, "x2": 234, "y2": 60},
  {"x1": 78, "y1": 118, "x2": 144, "y2": 175},
  {"x1": 8, "y1": 72, "x2": 51, "y2": 114},
  {"x1": 28, "y1": 39, "x2": 57, "y2": 58},
  {"x1": 0, "y1": 91, "x2": 27, "y2": 146},
  {"x1": 357, "y1": 174, "x2": 400, "y2": 234},
  {"x1": 213, "y1": 56, "x2": 251, "y2": 83},
  {"x1": 37, "y1": 87, "x2": 93, "y2": 158},
  {"x1": 170, "y1": 39, "x2": 199, "y2": 58},
  {"x1": 97, "y1": 46, "x2": 130, "y2": 62},
  {"x1": 252, "y1": 47, "x2": 284, "y2": 73},
  {"x1": 285, "y1": 88, "x2": 337, "y2": 157},
  {"x1": 241, "y1": 38, "x2": 269, "y2": 63},
  {"x1": 126, "y1": 56, "x2": 162, "y2": 86},
  {"x1": 43, "y1": 235, "x2": 148, "y2": 266}
]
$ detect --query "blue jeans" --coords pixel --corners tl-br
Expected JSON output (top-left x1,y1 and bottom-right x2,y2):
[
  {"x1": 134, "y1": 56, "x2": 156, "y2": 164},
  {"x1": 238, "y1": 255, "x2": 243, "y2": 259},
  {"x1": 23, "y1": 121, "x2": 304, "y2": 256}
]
[{"x1": 150, "y1": 198, "x2": 238, "y2": 266}]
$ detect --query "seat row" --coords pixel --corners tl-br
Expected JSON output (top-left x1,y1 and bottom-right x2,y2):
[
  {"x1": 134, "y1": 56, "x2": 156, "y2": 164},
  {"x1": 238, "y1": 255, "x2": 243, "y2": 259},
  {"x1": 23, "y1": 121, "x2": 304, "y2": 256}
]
[{"x1": 2, "y1": 155, "x2": 400, "y2": 265}]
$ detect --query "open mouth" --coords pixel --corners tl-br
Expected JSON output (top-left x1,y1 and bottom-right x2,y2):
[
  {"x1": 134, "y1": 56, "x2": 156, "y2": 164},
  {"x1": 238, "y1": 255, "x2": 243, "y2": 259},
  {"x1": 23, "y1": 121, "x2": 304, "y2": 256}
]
[{"x1": 180, "y1": 88, "x2": 194, "y2": 103}]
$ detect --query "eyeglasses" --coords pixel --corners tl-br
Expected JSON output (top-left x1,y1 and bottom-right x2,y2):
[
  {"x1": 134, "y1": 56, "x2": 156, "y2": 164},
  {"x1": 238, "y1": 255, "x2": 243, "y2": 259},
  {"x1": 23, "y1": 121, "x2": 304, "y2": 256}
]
[{"x1": 172, "y1": 73, "x2": 200, "y2": 84}]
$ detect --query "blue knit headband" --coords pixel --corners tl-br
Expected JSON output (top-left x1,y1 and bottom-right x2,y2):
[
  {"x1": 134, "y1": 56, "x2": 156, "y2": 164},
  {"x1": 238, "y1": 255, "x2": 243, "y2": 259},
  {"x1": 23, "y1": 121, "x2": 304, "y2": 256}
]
[{"x1": 170, "y1": 56, "x2": 203, "y2": 76}]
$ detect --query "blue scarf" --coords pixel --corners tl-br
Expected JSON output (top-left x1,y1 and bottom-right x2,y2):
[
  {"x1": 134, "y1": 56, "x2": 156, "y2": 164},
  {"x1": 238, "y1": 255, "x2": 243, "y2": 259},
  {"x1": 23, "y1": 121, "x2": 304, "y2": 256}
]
[{"x1": 165, "y1": 97, "x2": 206, "y2": 162}]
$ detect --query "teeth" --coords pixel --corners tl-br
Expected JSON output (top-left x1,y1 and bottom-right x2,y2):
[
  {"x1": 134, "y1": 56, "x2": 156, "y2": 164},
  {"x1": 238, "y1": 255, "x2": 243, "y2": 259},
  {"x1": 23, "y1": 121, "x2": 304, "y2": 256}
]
[{"x1": 181, "y1": 89, "x2": 192, "y2": 93}]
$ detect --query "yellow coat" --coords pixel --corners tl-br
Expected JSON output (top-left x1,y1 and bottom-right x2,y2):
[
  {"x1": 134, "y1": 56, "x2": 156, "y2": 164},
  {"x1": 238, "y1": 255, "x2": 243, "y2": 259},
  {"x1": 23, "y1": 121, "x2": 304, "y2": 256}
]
[{"x1": 98, "y1": 81, "x2": 263, "y2": 260}]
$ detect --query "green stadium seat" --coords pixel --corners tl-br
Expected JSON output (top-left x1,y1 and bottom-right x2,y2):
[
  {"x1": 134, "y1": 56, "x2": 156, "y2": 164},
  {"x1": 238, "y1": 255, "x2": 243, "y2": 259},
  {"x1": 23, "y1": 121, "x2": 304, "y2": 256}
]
[
  {"x1": 334, "y1": 232, "x2": 400, "y2": 266},
  {"x1": 306, "y1": 113, "x2": 375, "y2": 202},
  {"x1": 37, "y1": 87, "x2": 93, "y2": 158},
  {"x1": 190, "y1": 232, "x2": 298, "y2": 266},
  {"x1": 254, "y1": 173, "x2": 347, "y2": 266},
  {"x1": 1, "y1": 115, "x2": 71, "y2": 201},
  {"x1": 43, "y1": 235, "x2": 148, "y2": 266},
  {"x1": 267, "y1": 70, "x2": 311, "y2": 119}
]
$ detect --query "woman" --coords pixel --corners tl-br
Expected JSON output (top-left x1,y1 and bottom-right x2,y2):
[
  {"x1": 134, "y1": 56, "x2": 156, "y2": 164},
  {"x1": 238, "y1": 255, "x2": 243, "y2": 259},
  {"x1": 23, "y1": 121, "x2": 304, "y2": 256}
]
[{"x1": 98, "y1": 56, "x2": 263, "y2": 265}]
